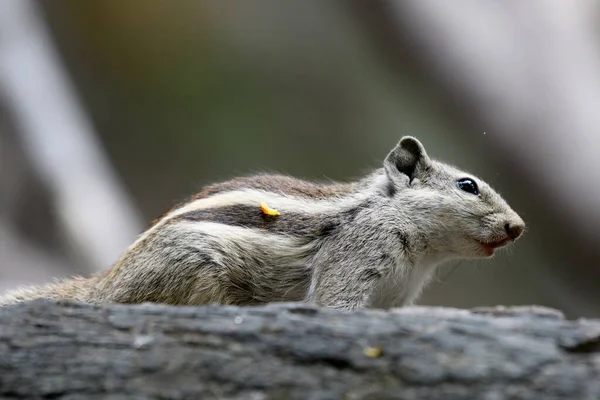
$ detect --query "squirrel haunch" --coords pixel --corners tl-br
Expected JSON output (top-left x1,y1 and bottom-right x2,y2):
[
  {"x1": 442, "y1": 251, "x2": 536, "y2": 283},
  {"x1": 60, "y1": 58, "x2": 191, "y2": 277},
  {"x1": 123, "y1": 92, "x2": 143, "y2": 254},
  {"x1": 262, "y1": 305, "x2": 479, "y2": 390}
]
[{"x1": 0, "y1": 137, "x2": 525, "y2": 310}]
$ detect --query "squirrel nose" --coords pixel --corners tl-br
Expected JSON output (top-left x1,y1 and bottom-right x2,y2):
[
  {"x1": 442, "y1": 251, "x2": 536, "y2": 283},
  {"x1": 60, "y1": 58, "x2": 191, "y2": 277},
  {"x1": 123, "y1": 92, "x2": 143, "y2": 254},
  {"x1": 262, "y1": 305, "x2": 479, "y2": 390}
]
[{"x1": 505, "y1": 222, "x2": 524, "y2": 240}]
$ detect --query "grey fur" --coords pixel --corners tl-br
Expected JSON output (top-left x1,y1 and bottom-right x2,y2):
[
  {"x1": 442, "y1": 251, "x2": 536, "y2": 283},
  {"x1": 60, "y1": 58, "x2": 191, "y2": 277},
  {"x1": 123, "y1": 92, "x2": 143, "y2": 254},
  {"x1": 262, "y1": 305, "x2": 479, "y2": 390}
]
[{"x1": 0, "y1": 137, "x2": 525, "y2": 310}]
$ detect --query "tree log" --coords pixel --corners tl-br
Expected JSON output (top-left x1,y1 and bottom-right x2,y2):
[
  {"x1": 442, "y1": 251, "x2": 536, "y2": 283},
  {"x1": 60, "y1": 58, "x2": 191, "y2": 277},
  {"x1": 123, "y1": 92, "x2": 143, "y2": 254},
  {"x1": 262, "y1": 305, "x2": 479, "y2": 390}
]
[{"x1": 1, "y1": 301, "x2": 599, "y2": 399}]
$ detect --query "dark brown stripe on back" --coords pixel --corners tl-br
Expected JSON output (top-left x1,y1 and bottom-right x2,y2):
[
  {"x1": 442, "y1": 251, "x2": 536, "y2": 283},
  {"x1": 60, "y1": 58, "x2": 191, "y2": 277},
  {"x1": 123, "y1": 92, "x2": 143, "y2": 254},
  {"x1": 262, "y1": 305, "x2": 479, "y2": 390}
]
[
  {"x1": 154, "y1": 174, "x2": 356, "y2": 226},
  {"x1": 175, "y1": 204, "x2": 348, "y2": 238}
]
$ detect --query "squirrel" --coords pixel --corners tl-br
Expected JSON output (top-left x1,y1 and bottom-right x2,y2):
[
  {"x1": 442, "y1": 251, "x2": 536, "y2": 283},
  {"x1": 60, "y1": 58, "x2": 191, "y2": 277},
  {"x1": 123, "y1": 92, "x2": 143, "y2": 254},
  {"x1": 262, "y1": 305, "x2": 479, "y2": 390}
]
[{"x1": 0, "y1": 137, "x2": 525, "y2": 310}]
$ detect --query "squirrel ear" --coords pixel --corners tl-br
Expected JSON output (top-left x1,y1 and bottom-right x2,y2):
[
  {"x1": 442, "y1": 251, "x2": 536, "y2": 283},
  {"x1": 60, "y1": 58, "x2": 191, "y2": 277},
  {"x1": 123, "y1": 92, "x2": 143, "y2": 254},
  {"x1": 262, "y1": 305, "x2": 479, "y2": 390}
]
[{"x1": 384, "y1": 136, "x2": 431, "y2": 183}]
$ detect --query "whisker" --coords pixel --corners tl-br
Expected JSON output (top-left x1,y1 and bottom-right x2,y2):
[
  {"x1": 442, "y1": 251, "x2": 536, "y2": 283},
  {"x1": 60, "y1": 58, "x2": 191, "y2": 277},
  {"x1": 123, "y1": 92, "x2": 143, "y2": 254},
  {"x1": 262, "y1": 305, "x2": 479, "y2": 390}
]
[{"x1": 439, "y1": 260, "x2": 462, "y2": 283}]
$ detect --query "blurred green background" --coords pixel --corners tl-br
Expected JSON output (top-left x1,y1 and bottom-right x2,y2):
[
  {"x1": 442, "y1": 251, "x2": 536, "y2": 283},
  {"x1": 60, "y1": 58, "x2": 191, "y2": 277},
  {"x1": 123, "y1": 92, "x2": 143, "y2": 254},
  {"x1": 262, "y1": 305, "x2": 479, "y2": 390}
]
[{"x1": 2, "y1": 1, "x2": 599, "y2": 317}]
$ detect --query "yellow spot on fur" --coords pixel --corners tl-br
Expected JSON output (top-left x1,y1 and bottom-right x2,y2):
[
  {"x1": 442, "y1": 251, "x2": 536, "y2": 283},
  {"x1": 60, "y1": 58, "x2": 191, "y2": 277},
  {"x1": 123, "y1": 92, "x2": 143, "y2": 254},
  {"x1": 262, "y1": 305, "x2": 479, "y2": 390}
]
[
  {"x1": 363, "y1": 346, "x2": 383, "y2": 358},
  {"x1": 260, "y1": 202, "x2": 280, "y2": 216}
]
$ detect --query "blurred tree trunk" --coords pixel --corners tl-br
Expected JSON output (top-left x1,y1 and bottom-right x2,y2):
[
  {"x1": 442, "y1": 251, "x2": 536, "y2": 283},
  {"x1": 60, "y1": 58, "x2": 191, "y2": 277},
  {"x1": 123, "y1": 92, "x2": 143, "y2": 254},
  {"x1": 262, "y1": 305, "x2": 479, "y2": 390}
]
[{"x1": 0, "y1": 0, "x2": 142, "y2": 283}]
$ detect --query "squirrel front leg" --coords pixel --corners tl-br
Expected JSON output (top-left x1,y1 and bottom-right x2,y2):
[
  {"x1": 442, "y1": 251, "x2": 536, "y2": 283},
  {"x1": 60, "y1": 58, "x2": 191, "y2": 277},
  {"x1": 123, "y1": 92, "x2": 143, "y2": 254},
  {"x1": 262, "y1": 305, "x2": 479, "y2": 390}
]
[{"x1": 308, "y1": 260, "x2": 385, "y2": 310}]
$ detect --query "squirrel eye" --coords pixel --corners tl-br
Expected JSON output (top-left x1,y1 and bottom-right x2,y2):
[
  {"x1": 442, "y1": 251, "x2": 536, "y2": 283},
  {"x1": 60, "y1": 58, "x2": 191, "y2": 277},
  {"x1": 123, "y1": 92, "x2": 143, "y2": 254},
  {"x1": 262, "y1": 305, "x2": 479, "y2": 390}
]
[{"x1": 457, "y1": 178, "x2": 480, "y2": 196}]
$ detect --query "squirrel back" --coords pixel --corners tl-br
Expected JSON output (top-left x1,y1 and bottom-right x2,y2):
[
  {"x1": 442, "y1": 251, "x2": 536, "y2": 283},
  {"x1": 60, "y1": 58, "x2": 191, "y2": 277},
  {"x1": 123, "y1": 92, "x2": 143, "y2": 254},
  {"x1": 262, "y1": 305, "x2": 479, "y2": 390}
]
[{"x1": 0, "y1": 137, "x2": 525, "y2": 310}]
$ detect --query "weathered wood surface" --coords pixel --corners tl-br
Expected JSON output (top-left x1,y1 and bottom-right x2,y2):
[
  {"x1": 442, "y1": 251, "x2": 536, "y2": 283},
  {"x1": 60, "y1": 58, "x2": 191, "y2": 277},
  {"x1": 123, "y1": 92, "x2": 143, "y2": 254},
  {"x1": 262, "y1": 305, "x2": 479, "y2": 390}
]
[{"x1": 1, "y1": 301, "x2": 599, "y2": 399}]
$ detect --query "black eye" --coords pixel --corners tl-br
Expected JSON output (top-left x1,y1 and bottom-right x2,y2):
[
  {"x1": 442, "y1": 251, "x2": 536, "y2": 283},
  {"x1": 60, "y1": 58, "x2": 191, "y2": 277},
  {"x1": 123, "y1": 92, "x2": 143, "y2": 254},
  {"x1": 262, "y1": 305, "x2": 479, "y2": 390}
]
[{"x1": 457, "y1": 178, "x2": 480, "y2": 196}]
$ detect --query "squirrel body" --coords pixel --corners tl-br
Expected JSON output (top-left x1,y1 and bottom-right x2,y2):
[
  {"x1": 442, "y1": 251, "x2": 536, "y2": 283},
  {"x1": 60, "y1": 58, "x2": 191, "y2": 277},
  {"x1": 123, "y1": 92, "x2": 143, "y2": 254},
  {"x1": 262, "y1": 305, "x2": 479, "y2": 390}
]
[{"x1": 0, "y1": 137, "x2": 525, "y2": 310}]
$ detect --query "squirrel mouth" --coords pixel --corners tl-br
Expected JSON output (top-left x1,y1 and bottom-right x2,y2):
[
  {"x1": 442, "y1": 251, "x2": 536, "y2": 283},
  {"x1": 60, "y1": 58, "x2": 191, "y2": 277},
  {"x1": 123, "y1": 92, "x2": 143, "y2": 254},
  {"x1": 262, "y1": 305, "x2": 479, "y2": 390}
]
[{"x1": 476, "y1": 237, "x2": 511, "y2": 256}]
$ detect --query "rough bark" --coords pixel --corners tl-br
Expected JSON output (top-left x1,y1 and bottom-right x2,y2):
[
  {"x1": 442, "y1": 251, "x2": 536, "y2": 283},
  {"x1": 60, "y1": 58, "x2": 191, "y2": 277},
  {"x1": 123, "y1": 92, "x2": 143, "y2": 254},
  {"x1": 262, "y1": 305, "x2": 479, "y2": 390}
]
[{"x1": 1, "y1": 301, "x2": 600, "y2": 399}]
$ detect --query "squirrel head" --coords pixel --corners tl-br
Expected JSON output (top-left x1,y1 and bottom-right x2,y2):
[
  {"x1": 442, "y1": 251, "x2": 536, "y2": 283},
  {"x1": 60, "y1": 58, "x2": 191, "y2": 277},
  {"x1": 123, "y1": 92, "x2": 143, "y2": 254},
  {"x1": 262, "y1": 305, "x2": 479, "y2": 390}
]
[{"x1": 383, "y1": 136, "x2": 525, "y2": 259}]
